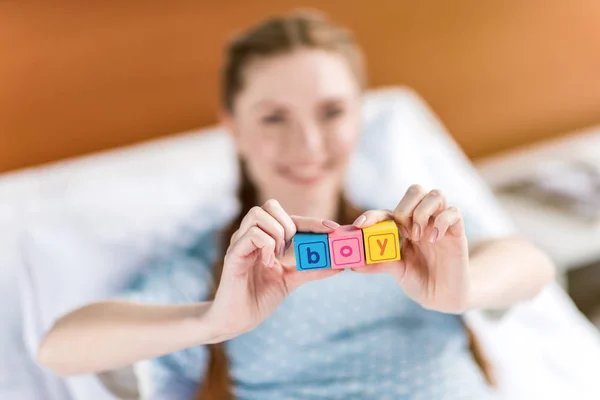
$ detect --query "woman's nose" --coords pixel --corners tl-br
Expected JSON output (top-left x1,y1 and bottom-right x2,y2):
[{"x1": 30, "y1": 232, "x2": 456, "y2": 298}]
[{"x1": 292, "y1": 121, "x2": 323, "y2": 154}]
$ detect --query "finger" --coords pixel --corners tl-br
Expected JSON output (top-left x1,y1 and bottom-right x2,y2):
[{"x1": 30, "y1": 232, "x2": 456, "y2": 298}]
[
  {"x1": 411, "y1": 189, "x2": 447, "y2": 242},
  {"x1": 261, "y1": 199, "x2": 297, "y2": 256},
  {"x1": 237, "y1": 206, "x2": 286, "y2": 254},
  {"x1": 227, "y1": 226, "x2": 277, "y2": 274},
  {"x1": 352, "y1": 209, "x2": 393, "y2": 228},
  {"x1": 430, "y1": 206, "x2": 463, "y2": 243},
  {"x1": 291, "y1": 215, "x2": 339, "y2": 234},
  {"x1": 399, "y1": 225, "x2": 411, "y2": 239},
  {"x1": 392, "y1": 184, "x2": 429, "y2": 232}
]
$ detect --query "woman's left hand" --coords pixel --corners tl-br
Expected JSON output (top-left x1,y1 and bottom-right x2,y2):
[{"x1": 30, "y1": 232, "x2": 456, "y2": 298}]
[{"x1": 352, "y1": 185, "x2": 470, "y2": 314}]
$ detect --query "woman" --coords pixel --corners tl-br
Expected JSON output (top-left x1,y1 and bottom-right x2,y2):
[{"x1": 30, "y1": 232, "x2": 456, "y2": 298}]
[{"x1": 39, "y1": 11, "x2": 555, "y2": 400}]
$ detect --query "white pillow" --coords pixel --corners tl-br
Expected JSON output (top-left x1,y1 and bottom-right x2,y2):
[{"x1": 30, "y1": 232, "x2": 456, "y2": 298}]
[{"x1": 21, "y1": 129, "x2": 239, "y2": 332}]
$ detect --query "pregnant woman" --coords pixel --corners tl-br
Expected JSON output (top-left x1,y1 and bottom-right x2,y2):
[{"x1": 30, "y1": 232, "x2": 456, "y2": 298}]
[{"x1": 39, "y1": 10, "x2": 554, "y2": 400}]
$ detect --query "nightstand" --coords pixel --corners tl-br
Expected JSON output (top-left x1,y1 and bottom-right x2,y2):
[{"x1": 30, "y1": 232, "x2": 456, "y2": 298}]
[{"x1": 475, "y1": 126, "x2": 600, "y2": 296}]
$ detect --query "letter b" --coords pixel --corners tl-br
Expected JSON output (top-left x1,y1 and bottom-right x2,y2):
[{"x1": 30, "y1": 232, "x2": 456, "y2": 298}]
[
  {"x1": 294, "y1": 233, "x2": 330, "y2": 270},
  {"x1": 306, "y1": 247, "x2": 321, "y2": 264}
]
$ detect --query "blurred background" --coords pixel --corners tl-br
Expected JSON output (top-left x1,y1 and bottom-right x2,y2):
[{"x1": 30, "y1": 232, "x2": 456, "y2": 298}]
[
  {"x1": 1, "y1": 1, "x2": 600, "y2": 399},
  {"x1": 1, "y1": 0, "x2": 600, "y2": 171}
]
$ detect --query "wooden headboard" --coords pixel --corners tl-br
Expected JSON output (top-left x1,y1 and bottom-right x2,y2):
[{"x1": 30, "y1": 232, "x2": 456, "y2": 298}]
[{"x1": 1, "y1": 1, "x2": 599, "y2": 173}]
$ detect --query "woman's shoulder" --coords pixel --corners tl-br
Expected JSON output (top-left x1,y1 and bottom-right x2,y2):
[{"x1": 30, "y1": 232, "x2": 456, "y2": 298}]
[
  {"x1": 157, "y1": 200, "x2": 237, "y2": 270},
  {"x1": 121, "y1": 225, "x2": 227, "y2": 304}
]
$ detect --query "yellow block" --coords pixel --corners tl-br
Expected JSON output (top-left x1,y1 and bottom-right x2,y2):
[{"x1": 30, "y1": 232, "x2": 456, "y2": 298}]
[{"x1": 362, "y1": 220, "x2": 401, "y2": 264}]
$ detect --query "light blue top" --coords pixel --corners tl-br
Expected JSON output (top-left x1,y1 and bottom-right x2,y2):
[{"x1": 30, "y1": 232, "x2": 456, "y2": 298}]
[{"x1": 123, "y1": 209, "x2": 513, "y2": 399}]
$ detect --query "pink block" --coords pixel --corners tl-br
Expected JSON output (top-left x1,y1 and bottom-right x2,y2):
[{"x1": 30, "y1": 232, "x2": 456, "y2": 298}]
[{"x1": 328, "y1": 225, "x2": 365, "y2": 269}]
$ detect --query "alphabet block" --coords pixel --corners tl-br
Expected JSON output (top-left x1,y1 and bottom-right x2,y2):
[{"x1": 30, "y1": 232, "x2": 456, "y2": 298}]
[
  {"x1": 328, "y1": 225, "x2": 365, "y2": 269},
  {"x1": 294, "y1": 233, "x2": 331, "y2": 271},
  {"x1": 362, "y1": 220, "x2": 401, "y2": 264}
]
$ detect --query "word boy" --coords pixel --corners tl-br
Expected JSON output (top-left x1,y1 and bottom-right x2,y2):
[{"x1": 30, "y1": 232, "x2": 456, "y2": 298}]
[{"x1": 294, "y1": 220, "x2": 401, "y2": 270}]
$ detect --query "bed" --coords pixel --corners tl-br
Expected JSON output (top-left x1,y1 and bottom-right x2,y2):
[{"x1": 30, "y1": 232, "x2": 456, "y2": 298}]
[{"x1": 2, "y1": 88, "x2": 600, "y2": 400}]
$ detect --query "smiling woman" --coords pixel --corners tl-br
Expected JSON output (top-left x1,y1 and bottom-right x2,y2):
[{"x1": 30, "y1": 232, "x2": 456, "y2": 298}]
[
  {"x1": 38, "y1": 10, "x2": 555, "y2": 400},
  {"x1": 1, "y1": 1, "x2": 600, "y2": 172}
]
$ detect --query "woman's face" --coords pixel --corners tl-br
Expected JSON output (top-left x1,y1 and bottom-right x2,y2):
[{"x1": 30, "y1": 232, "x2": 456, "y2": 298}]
[{"x1": 225, "y1": 49, "x2": 362, "y2": 208}]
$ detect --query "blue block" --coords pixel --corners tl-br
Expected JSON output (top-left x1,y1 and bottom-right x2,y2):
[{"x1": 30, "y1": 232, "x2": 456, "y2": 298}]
[{"x1": 294, "y1": 233, "x2": 331, "y2": 271}]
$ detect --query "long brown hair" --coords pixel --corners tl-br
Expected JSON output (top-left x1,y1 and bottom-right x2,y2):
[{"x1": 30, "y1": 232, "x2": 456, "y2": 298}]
[{"x1": 195, "y1": 10, "x2": 493, "y2": 399}]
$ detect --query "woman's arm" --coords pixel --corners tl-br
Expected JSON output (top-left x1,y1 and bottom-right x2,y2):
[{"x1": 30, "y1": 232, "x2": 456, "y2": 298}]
[
  {"x1": 39, "y1": 210, "x2": 339, "y2": 378},
  {"x1": 352, "y1": 185, "x2": 556, "y2": 314},
  {"x1": 38, "y1": 300, "x2": 228, "y2": 377},
  {"x1": 468, "y1": 237, "x2": 556, "y2": 310}
]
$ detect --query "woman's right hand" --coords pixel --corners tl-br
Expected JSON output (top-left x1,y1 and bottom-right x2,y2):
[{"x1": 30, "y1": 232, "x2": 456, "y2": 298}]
[{"x1": 208, "y1": 199, "x2": 341, "y2": 339}]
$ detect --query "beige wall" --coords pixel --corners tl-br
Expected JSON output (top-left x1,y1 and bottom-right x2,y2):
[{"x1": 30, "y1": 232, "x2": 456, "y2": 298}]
[{"x1": 1, "y1": 1, "x2": 599, "y2": 172}]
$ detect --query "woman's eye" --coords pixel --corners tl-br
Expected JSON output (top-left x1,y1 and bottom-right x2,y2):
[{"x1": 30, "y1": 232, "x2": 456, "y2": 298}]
[
  {"x1": 262, "y1": 114, "x2": 285, "y2": 124},
  {"x1": 323, "y1": 107, "x2": 344, "y2": 120}
]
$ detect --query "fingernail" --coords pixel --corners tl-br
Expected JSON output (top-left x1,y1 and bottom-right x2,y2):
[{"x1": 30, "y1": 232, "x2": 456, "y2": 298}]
[
  {"x1": 284, "y1": 240, "x2": 292, "y2": 253},
  {"x1": 429, "y1": 228, "x2": 439, "y2": 243},
  {"x1": 412, "y1": 223, "x2": 421, "y2": 241},
  {"x1": 353, "y1": 215, "x2": 367, "y2": 227},
  {"x1": 322, "y1": 220, "x2": 340, "y2": 229}
]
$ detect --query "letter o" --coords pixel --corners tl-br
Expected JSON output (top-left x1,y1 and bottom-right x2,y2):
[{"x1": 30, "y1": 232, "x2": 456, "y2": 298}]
[{"x1": 340, "y1": 245, "x2": 353, "y2": 258}]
